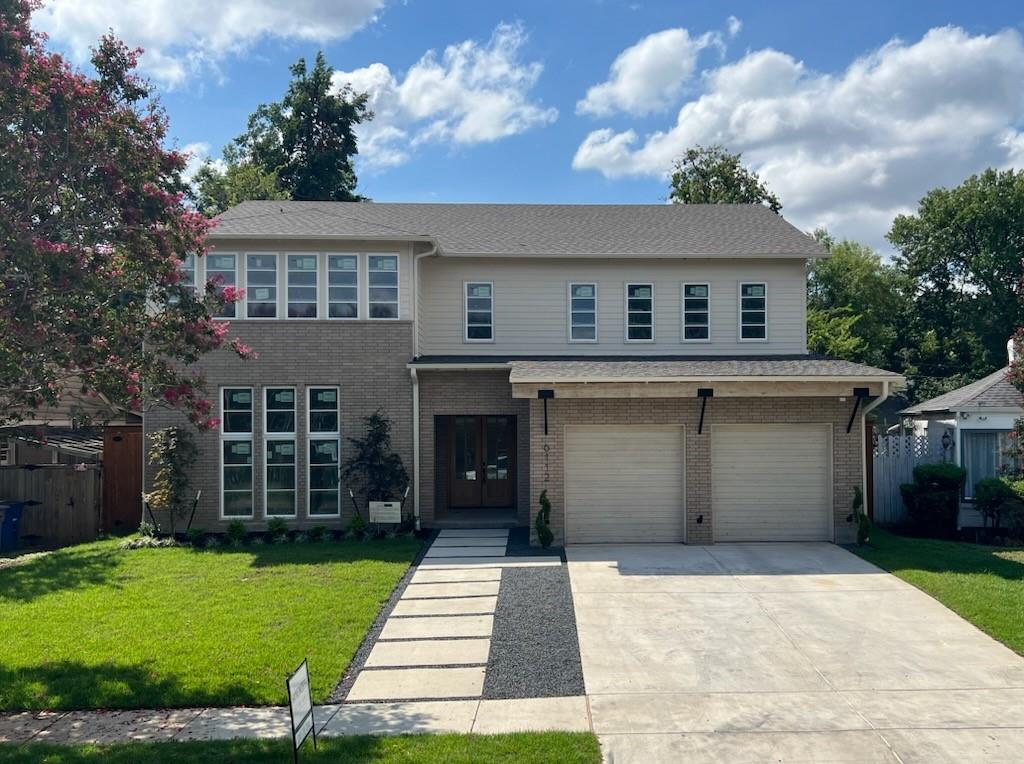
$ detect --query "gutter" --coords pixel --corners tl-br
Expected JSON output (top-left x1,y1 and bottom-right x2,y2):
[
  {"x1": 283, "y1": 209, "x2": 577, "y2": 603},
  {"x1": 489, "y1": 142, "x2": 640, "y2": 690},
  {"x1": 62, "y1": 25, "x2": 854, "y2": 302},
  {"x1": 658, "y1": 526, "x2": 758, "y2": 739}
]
[
  {"x1": 410, "y1": 367, "x2": 420, "y2": 531},
  {"x1": 859, "y1": 380, "x2": 890, "y2": 522},
  {"x1": 506, "y1": 374, "x2": 904, "y2": 385}
]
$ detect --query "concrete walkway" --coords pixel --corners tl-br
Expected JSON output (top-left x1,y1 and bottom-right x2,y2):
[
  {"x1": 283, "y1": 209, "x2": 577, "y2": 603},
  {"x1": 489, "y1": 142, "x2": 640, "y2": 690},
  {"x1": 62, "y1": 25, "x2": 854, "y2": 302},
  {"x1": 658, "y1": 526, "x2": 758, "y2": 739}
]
[{"x1": 567, "y1": 542, "x2": 1024, "y2": 764}]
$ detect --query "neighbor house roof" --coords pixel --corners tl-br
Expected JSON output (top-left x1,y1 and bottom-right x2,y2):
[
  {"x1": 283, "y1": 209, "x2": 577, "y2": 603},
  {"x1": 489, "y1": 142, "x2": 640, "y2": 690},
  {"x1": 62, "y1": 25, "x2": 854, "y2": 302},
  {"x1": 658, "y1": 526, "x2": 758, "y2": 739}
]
[
  {"x1": 209, "y1": 201, "x2": 827, "y2": 258},
  {"x1": 901, "y1": 367, "x2": 1022, "y2": 415}
]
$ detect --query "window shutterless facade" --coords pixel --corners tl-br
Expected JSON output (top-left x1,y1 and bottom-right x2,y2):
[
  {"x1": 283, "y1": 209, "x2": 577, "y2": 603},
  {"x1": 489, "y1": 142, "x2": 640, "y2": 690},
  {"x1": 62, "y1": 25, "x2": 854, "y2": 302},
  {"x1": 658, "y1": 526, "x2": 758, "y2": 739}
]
[
  {"x1": 682, "y1": 283, "x2": 710, "y2": 342},
  {"x1": 963, "y1": 430, "x2": 1019, "y2": 499},
  {"x1": 568, "y1": 282, "x2": 597, "y2": 342},
  {"x1": 308, "y1": 387, "x2": 341, "y2": 517},
  {"x1": 625, "y1": 283, "x2": 654, "y2": 341},
  {"x1": 739, "y1": 282, "x2": 767, "y2": 341},
  {"x1": 264, "y1": 387, "x2": 297, "y2": 517},
  {"x1": 246, "y1": 253, "x2": 278, "y2": 318},
  {"x1": 327, "y1": 254, "x2": 359, "y2": 319},
  {"x1": 181, "y1": 255, "x2": 197, "y2": 295},
  {"x1": 464, "y1": 282, "x2": 494, "y2": 341},
  {"x1": 221, "y1": 387, "x2": 254, "y2": 518},
  {"x1": 287, "y1": 255, "x2": 319, "y2": 318},
  {"x1": 208, "y1": 254, "x2": 238, "y2": 319},
  {"x1": 368, "y1": 255, "x2": 399, "y2": 319}
]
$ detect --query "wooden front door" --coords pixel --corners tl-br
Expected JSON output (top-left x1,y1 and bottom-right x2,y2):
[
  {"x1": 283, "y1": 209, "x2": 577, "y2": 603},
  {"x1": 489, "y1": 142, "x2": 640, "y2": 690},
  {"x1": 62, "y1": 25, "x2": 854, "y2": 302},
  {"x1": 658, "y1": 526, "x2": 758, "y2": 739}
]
[{"x1": 448, "y1": 415, "x2": 516, "y2": 509}]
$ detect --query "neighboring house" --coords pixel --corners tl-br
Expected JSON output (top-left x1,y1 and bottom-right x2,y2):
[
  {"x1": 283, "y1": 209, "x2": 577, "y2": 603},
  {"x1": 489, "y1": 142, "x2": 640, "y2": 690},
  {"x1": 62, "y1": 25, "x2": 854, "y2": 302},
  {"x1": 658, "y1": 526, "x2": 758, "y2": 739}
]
[
  {"x1": 901, "y1": 359, "x2": 1022, "y2": 526},
  {"x1": 144, "y1": 201, "x2": 905, "y2": 545}
]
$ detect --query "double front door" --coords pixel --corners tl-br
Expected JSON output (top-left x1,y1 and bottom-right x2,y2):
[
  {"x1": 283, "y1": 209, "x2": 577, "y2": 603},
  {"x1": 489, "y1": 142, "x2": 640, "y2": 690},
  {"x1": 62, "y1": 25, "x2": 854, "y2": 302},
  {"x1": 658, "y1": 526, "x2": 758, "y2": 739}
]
[{"x1": 448, "y1": 415, "x2": 516, "y2": 508}]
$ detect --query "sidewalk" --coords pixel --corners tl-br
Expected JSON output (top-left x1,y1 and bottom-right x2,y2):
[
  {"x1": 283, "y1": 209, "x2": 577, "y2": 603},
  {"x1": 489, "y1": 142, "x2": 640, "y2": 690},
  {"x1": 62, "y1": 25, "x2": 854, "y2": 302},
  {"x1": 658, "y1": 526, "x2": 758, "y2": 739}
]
[{"x1": 1, "y1": 697, "x2": 591, "y2": 746}]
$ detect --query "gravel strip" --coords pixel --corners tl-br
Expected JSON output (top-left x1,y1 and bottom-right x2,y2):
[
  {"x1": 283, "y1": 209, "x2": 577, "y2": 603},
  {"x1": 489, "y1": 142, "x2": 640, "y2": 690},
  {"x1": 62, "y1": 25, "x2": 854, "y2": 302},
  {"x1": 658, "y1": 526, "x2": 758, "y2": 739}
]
[
  {"x1": 505, "y1": 526, "x2": 565, "y2": 559},
  {"x1": 328, "y1": 530, "x2": 437, "y2": 704},
  {"x1": 482, "y1": 565, "x2": 585, "y2": 699}
]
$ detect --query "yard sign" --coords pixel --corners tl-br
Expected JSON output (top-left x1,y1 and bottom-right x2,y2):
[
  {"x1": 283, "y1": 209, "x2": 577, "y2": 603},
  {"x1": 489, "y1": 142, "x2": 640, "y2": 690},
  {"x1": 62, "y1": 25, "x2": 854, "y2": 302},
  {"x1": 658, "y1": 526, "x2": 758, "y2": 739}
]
[{"x1": 287, "y1": 659, "x2": 317, "y2": 762}]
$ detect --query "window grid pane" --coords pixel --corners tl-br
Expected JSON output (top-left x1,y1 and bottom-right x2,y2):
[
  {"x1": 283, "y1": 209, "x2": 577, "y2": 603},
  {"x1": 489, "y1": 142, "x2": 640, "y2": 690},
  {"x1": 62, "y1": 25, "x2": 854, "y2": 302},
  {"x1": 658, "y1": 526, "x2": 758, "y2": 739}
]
[
  {"x1": 207, "y1": 254, "x2": 236, "y2": 318},
  {"x1": 221, "y1": 387, "x2": 253, "y2": 518},
  {"x1": 626, "y1": 284, "x2": 653, "y2": 340},
  {"x1": 683, "y1": 283, "x2": 710, "y2": 341},
  {"x1": 465, "y1": 283, "x2": 493, "y2": 340},
  {"x1": 368, "y1": 255, "x2": 398, "y2": 319},
  {"x1": 266, "y1": 439, "x2": 296, "y2": 517},
  {"x1": 265, "y1": 388, "x2": 295, "y2": 434},
  {"x1": 309, "y1": 438, "x2": 340, "y2": 516},
  {"x1": 740, "y1": 283, "x2": 767, "y2": 340},
  {"x1": 570, "y1": 283, "x2": 597, "y2": 341},
  {"x1": 328, "y1": 255, "x2": 359, "y2": 319},
  {"x1": 246, "y1": 254, "x2": 277, "y2": 318},
  {"x1": 287, "y1": 255, "x2": 318, "y2": 319}
]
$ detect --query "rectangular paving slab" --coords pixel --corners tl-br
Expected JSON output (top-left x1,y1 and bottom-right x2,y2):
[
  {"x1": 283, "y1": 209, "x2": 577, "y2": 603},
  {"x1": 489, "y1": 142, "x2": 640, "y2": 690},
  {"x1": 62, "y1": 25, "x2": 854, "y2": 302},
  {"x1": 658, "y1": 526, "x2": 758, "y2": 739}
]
[
  {"x1": 0, "y1": 712, "x2": 66, "y2": 744},
  {"x1": 424, "y1": 546, "x2": 507, "y2": 558},
  {"x1": 320, "y1": 700, "x2": 479, "y2": 736},
  {"x1": 380, "y1": 614, "x2": 494, "y2": 639},
  {"x1": 431, "y1": 537, "x2": 510, "y2": 547},
  {"x1": 403, "y1": 580, "x2": 501, "y2": 598},
  {"x1": 33, "y1": 709, "x2": 203, "y2": 744},
  {"x1": 391, "y1": 595, "x2": 498, "y2": 616},
  {"x1": 410, "y1": 568, "x2": 503, "y2": 584},
  {"x1": 438, "y1": 529, "x2": 509, "y2": 537},
  {"x1": 347, "y1": 667, "x2": 486, "y2": 701},
  {"x1": 365, "y1": 638, "x2": 491, "y2": 667},
  {"x1": 174, "y1": 707, "x2": 292, "y2": 741},
  {"x1": 473, "y1": 696, "x2": 591, "y2": 733},
  {"x1": 419, "y1": 557, "x2": 561, "y2": 568}
]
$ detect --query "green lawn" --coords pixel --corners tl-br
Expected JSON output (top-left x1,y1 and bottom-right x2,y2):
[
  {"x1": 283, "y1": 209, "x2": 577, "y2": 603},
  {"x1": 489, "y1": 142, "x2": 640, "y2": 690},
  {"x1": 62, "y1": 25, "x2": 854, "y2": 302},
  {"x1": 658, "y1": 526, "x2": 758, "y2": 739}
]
[
  {"x1": 852, "y1": 528, "x2": 1024, "y2": 654},
  {"x1": 0, "y1": 537, "x2": 420, "y2": 711},
  {"x1": 0, "y1": 734, "x2": 602, "y2": 764}
]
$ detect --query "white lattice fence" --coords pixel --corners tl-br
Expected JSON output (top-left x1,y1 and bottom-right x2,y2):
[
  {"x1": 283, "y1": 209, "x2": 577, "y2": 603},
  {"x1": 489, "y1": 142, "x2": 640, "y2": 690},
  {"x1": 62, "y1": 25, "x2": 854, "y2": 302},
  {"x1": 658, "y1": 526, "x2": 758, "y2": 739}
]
[{"x1": 872, "y1": 435, "x2": 952, "y2": 525}]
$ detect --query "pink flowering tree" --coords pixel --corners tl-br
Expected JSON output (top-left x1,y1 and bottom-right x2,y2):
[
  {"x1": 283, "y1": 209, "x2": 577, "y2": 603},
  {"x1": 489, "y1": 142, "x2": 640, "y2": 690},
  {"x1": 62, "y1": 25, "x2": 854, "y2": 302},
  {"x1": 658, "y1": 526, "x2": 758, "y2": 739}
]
[{"x1": 0, "y1": 1, "x2": 255, "y2": 430}]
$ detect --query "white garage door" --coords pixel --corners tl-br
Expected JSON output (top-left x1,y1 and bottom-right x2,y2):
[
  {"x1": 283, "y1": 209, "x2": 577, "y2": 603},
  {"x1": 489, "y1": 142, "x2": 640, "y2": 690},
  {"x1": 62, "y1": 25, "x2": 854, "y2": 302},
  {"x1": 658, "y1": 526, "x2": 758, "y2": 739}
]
[
  {"x1": 712, "y1": 424, "x2": 832, "y2": 542},
  {"x1": 565, "y1": 425, "x2": 685, "y2": 543}
]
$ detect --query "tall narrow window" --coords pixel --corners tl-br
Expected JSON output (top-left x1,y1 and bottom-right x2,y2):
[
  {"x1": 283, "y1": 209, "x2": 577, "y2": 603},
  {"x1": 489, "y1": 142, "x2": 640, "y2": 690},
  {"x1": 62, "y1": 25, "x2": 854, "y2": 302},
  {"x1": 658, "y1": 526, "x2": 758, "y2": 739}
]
[
  {"x1": 287, "y1": 254, "x2": 318, "y2": 318},
  {"x1": 264, "y1": 387, "x2": 296, "y2": 517},
  {"x1": 246, "y1": 254, "x2": 278, "y2": 318},
  {"x1": 207, "y1": 254, "x2": 237, "y2": 318},
  {"x1": 308, "y1": 387, "x2": 341, "y2": 517},
  {"x1": 740, "y1": 283, "x2": 767, "y2": 340},
  {"x1": 327, "y1": 255, "x2": 359, "y2": 319},
  {"x1": 625, "y1": 283, "x2": 654, "y2": 341},
  {"x1": 465, "y1": 282, "x2": 493, "y2": 341},
  {"x1": 181, "y1": 255, "x2": 197, "y2": 296},
  {"x1": 368, "y1": 255, "x2": 399, "y2": 318},
  {"x1": 683, "y1": 283, "x2": 710, "y2": 341},
  {"x1": 221, "y1": 388, "x2": 253, "y2": 518},
  {"x1": 569, "y1": 283, "x2": 597, "y2": 342}
]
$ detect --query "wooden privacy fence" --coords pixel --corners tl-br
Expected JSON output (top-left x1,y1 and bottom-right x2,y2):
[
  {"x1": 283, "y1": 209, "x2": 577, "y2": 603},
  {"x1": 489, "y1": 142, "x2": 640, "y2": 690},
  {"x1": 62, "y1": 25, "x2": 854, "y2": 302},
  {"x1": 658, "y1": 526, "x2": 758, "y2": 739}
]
[
  {"x1": 871, "y1": 435, "x2": 951, "y2": 525},
  {"x1": 0, "y1": 464, "x2": 102, "y2": 548}
]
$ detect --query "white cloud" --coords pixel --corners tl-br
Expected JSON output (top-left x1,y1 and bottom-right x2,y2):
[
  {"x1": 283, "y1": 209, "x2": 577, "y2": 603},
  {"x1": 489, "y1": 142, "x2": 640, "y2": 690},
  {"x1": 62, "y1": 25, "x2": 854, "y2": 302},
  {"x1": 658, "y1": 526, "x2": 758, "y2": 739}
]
[
  {"x1": 576, "y1": 28, "x2": 719, "y2": 117},
  {"x1": 35, "y1": 0, "x2": 384, "y2": 88},
  {"x1": 726, "y1": 16, "x2": 742, "y2": 39},
  {"x1": 572, "y1": 26, "x2": 1024, "y2": 247},
  {"x1": 334, "y1": 22, "x2": 557, "y2": 170},
  {"x1": 180, "y1": 142, "x2": 212, "y2": 185}
]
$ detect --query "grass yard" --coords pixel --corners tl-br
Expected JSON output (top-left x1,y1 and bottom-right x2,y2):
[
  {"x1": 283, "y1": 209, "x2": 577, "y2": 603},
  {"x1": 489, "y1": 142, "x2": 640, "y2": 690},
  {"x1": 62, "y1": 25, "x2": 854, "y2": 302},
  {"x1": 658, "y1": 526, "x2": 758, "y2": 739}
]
[
  {"x1": 0, "y1": 537, "x2": 420, "y2": 711},
  {"x1": 852, "y1": 528, "x2": 1024, "y2": 654},
  {"x1": 0, "y1": 733, "x2": 601, "y2": 764}
]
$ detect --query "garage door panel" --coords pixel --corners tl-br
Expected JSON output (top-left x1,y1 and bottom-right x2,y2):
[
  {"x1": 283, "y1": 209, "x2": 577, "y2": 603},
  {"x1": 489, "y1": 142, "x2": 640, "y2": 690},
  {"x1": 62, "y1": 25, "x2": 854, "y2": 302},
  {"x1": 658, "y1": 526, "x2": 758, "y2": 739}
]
[
  {"x1": 565, "y1": 425, "x2": 685, "y2": 544},
  {"x1": 712, "y1": 425, "x2": 831, "y2": 542}
]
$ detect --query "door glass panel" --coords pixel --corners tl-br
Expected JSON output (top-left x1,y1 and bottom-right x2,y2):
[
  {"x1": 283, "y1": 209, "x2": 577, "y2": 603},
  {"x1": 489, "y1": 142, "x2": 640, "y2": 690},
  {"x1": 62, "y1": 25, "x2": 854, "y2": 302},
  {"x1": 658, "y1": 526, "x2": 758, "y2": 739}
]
[
  {"x1": 485, "y1": 417, "x2": 510, "y2": 481},
  {"x1": 455, "y1": 417, "x2": 477, "y2": 481}
]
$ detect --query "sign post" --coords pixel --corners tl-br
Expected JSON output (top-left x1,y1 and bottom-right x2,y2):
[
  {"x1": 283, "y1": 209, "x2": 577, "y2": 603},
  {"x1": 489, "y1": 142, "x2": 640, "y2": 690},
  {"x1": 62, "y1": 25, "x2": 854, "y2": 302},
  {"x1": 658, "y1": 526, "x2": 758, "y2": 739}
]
[{"x1": 287, "y1": 659, "x2": 316, "y2": 763}]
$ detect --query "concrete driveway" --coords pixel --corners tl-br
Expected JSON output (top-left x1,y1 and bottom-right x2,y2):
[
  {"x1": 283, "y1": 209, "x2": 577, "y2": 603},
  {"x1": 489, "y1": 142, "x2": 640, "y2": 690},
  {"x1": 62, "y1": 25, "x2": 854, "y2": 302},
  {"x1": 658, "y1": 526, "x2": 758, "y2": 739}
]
[{"x1": 567, "y1": 543, "x2": 1024, "y2": 763}]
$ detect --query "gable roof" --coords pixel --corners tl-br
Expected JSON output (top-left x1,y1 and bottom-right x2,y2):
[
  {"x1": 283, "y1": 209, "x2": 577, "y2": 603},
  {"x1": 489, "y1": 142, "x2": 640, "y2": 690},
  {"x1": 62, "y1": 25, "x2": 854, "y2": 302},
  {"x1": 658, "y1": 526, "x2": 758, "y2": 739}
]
[
  {"x1": 901, "y1": 367, "x2": 1023, "y2": 415},
  {"x1": 209, "y1": 201, "x2": 827, "y2": 258}
]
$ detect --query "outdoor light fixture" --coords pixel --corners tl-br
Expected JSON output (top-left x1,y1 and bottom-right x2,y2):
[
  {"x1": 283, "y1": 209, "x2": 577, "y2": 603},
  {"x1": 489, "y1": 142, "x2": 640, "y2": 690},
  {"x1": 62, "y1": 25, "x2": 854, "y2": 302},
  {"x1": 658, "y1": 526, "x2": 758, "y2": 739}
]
[
  {"x1": 537, "y1": 389, "x2": 555, "y2": 435},
  {"x1": 697, "y1": 388, "x2": 713, "y2": 434},
  {"x1": 941, "y1": 430, "x2": 953, "y2": 453},
  {"x1": 846, "y1": 387, "x2": 871, "y2": 433}
]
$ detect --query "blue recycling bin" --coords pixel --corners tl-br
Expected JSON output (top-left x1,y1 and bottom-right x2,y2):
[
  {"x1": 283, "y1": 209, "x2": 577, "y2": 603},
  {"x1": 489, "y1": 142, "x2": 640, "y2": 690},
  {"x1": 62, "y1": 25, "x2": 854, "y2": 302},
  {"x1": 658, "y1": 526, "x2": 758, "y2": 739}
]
[{"x1": 0, "y1": 500, "x2": 41, "y2": 553}]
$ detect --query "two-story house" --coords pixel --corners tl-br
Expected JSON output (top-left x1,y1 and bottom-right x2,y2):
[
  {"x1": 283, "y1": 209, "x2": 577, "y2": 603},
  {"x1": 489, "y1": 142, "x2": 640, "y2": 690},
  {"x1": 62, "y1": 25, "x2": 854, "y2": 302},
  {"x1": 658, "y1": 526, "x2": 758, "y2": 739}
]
[{"x1": 143, "y1": 201, "x2": 904, "y2": 545}]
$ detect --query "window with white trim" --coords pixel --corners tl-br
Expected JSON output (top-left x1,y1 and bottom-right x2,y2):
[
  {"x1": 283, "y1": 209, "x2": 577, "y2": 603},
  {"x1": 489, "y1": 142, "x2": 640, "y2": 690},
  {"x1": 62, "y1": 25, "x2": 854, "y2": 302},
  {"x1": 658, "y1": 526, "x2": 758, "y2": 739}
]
[
  {"x1": 368, "y1": 255, "x2": 399, "y2": 318},
  {"x1": 465, "y1": 282, "x2": 493, "y2": 341},
  {"x1": 208, "y1": 254, "x2": 237, "y2": 318},
  {"x1": 264, "y1": 387, "x2": 296, "y2": 517},
  {"x1": 308, "y1": 387, "x2": 341, "y2": 517},
  {"x1": 181, "y1": 255, "x2": 197, "y2": 296},
  {"x1": 221, "y1": 388, "x2": 253, "y2": 517},
  {"x1": 740, "y1": 283, "x2": 767, "y2": 340},
  {"x1": 246, "y1": 254, "x2": 278, "y2": 318},
  {"x1": 625, "y1": 283, "x2": 654, "y2": 341},
  {"x1": 286, "y1": 255, "x2": 318, "y2": 318},
  {"x1": 963, "y1": 430, "x2": 1019, "y2": 499},
  {"x1": 569, "y1": 283, "x2": 597, "y2": 342},
  {"x1": 682, "y1": 283, "x2": 710, "y2": 341},
  {"x1": 327, "y1": 255, "x2": 359, "y2": 319}
]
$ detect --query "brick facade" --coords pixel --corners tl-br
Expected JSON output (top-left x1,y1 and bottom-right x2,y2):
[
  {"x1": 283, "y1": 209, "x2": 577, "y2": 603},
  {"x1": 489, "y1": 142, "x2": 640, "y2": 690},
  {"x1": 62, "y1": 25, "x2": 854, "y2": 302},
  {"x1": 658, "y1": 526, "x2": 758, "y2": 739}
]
[
  {"x1": 528, "y1": 396, "x2": 864, "y2": 546},
  {"x1": 144, "y1": 322, "x2": 414, "y2": 530}
]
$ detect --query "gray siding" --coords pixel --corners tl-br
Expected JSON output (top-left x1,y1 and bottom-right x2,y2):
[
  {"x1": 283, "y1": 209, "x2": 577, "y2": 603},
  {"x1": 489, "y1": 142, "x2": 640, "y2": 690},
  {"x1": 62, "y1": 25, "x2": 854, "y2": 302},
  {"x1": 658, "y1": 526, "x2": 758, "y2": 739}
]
[{"x1": 418, "y1": 257, "x2": 808, "y2": 356}]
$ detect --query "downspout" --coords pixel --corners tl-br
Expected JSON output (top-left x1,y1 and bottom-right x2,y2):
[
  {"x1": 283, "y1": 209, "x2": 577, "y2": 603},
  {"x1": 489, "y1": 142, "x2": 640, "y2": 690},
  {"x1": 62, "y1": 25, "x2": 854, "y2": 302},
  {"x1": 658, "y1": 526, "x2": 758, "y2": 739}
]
[
  {"x1": 859, "y1": 380, "x2": 890, "y2": 522},
  {"x1": 409, "y1": 239, "x2": 438, "y2": 531}
]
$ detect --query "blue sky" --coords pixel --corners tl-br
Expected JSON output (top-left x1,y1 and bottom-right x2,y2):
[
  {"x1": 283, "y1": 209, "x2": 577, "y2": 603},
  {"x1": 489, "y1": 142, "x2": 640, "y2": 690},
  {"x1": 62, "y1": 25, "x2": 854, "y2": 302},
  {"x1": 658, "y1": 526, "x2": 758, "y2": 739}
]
[{"x1": 36, "y1": 0, "x2": 1024, "y2": 249}]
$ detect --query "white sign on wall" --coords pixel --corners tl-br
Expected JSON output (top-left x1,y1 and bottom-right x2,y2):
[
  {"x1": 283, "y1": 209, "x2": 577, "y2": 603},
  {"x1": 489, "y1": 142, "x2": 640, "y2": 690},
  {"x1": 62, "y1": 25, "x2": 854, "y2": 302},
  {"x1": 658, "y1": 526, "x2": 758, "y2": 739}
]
[{"x1": 369, "y1": 501, "x2": 401, "y2": 523}]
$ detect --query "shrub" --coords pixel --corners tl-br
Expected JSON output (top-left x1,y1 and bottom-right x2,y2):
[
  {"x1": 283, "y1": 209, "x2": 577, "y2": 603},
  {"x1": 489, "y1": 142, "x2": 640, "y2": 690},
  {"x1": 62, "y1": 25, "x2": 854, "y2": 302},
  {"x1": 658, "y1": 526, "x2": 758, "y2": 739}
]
[
  {"x1": 293, "y1": 531, "x2": 310, "y2": 544},
  {"x1": 145, "y1": 427, "x2": 198, "y2": 537},
  {"x1": 975, "y1": 478, "x2": 1017, "y2": 530},
  {"x1": 535, "y1": 489, "x2": 554, "y2": 548},
  {"x1": 342, "y1": 410, "x2": 409, "y2": 510},
  {"x1": 348, "y1": 512, "x2": 367, "y2": 539},
  {"x1": 899, "y1": 462, "x2": 966, "y2": 538},
  {"x1": 185, "y1": 527, "x2": 207, "y2": 547},
  {"x1": 267, "y1": 517, "x2": 289, "y2": 537},
  {"x1": 138, "y1": 520, "x2": 157, "y2": 538},
  {"x1": 225, "y1": 520, "x2": 247, "y2": 545},
  {"x1": 309, "y1": 525, "x2": 331, "y2": 542}
]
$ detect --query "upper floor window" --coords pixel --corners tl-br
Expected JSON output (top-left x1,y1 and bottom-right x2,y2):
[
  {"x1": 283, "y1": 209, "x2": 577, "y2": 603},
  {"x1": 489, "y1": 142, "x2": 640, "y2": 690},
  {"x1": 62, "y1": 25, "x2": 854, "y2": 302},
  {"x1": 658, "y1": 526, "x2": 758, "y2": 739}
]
[
  {"x1": 465, "y1": 282, "x2": 494, "y2": 341},
  {"x1": 328, "y1": 255, "x2": 359, "y2": 319},
  {"x1": 181, "y1": 255, "x2": 197, "y2": 296},
  {"x1": 625, "y1": 283, "x2": 654, "y2": 342},
  {"x1": 368, "y1": 255, "x2": 399, "y2": 319},
  {"x1": 569, "y1": 283, "x2": 597, "y2": 342},
  {"x1": 287, "y1": 255, "x2": 318, "y2": 318},
  {"x1": 682, "y1": 283, "x2": 710, "y2": 342},
  {"x1": 208, "y1": 254, "x2": 237, "y2": 319},
  {"x1": 246, "y1": 254, "x2": 278, "y2": 319},
  {"x1": 739, "y1": 283, "x2": 767, "y2": 341}
]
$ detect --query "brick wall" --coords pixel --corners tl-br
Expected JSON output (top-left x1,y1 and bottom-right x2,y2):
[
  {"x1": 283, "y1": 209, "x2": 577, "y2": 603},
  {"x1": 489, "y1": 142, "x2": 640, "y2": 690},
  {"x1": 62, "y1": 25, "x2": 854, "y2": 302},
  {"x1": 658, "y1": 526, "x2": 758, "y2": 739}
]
[
  {"x1": 528, "y1": 396, "x2": 864, "y2": 546},
  {"x1": 417, "y1": 370, "x2": 530, "y2": 525},
  {"x1": 144, "y1": 322, "x2": 414, "y2": 530}
]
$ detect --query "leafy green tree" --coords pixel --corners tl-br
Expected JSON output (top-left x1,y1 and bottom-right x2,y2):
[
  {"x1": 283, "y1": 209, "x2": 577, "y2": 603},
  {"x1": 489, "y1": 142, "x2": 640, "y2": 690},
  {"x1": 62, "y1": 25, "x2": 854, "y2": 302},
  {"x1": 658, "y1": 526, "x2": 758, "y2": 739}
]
[
  {"x1": 192, "y1": 52, "x2": 370, "y2": 215},
  {"x1": 342, "y1": 409, "x2": 409, "y2": 506},
  {"x1": 888, "y1": 169, "x2": 1024, "y2": 393},
  {"x1": 807, "y1": 308, "x2": 866, "y2": 360},
  {"x1": 669, "y1": 145, "x2": 782, "y2": 212}
]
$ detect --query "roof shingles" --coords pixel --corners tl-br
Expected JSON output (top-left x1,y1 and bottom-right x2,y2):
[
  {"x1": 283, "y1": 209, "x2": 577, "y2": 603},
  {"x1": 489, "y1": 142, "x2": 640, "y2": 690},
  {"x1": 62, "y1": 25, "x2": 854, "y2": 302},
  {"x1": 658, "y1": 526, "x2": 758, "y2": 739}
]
[{"x1": 901, "y1": 367, "x2": 1022, "y2": 414}]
